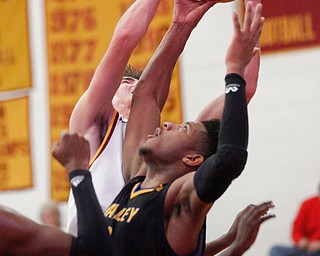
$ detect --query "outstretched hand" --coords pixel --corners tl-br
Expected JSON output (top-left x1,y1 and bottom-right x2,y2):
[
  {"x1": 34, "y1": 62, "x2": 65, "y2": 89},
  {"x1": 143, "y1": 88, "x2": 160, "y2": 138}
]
[
  {"x1": 232, "y1": 201, "x2": 275, "y2": 253},
  {"x1": 226, "y1": 204, "x2": 254, "y2": 241},
  {"x1": 52, "y1": 132, "x2": 90, "y2": 173},
  {"x1": 225, "y1": 1, "x2": 264, "y2": 76}
]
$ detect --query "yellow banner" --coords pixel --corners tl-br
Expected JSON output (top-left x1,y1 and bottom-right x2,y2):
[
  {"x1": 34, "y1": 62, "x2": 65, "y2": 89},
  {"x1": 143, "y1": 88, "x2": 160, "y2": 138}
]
[
  {"x1": 0, "y1": 96, "x2": 32, "y2": 191},
  {"x1": 127, "y1": 0, "x2": 182, "y2": 124},
  {"x1": 46, "y1": 0, "x2": 182, "y2": 201},
  {"x1": 0, "y1": 0, "x2": 31, "y2": 91}
]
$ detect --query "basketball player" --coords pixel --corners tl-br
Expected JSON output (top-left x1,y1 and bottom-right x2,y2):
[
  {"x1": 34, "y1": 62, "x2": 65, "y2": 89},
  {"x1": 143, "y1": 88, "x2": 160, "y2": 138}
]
[
  {"x1": 66, "y1": 0, "x2": 161, "y2": 236},
  {"x1": 52, "y1": 1, "x2": 266, "y2": 255},
  {"x1": 66, "y1": 0, "x2": 261, "y2": 243},
  {"x1": 0, "y1": 1, "x2": 269, "y2": 255}
]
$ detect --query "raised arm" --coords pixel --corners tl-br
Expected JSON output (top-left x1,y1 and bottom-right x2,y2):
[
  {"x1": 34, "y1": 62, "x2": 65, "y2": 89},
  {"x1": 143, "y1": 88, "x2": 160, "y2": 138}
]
[
  {"x1": 193, "y1": 0, "x2": 264, "y2": 217},
  {"x1": 195, "y1": 0, "x2": 261, "y2": 122},
  {"x1": 69, "y1": 0, "x2": 161, "y2": 151},
  {"x1": 123, "y1": 0, "x2": 216, "y2": 180},
  {"x1": 165, "y1": 2, "x2": 264, "y2": 253}
]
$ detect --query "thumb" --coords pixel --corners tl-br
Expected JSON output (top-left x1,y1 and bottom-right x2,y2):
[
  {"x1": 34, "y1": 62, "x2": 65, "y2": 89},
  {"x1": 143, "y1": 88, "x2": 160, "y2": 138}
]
[{"x1": 251, "y1": 47, "x2": 260, "y2": 59}]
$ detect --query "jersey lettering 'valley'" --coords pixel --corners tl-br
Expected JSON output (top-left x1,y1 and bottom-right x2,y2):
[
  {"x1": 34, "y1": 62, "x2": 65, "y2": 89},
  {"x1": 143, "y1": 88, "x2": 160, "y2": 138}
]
[{"x1": 104, "y1": 203, "x2": 139, "y2": 223}]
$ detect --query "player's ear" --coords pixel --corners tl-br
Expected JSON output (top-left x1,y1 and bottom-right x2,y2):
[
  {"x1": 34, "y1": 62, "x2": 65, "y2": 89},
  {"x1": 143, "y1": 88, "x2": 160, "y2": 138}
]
[{"x1": 182, "y1": 154, "x2": 204, "y2": 167}]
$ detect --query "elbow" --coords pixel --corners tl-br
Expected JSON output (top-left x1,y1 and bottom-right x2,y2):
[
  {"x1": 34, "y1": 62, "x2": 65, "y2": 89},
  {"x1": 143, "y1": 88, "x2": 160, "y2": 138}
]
[
  {"x1": 112, "y1": 29, "x2": 142, "y2": 51},
  {"x1": 218, "y1": 146, "x2": 248, "y2": 179}
]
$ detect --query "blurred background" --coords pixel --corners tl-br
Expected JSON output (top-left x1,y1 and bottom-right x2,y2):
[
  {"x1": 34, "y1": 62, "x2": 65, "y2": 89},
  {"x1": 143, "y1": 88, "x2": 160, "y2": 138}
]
[{"x1": 0, "y1": 0, "x2": 319, "y2": 255}]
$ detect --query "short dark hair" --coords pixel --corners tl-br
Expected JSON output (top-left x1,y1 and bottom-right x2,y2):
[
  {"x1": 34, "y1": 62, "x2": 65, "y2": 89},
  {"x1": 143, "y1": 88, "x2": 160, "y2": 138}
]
[
  {"x1": 124, "y1": 65, "x2": 143, "y2": 80},
  {"x1": 199, "y1": 119, "x2": 220, "y2": 159}
]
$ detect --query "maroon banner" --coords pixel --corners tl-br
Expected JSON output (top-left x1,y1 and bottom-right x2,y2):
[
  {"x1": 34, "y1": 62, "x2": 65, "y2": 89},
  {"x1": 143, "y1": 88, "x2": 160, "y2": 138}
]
[{"x1": 260, "y1": 0, "x2": 320, "y2": 53}]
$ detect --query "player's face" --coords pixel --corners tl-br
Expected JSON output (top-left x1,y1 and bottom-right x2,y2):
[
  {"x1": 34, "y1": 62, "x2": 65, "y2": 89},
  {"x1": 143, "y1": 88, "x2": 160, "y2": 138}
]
[
  {"x1": 141, "y1": 121, "x2": 206, "y2": 164},
  {"x1": 112, "y1": 77, "x2": 138, "y2": 119}
]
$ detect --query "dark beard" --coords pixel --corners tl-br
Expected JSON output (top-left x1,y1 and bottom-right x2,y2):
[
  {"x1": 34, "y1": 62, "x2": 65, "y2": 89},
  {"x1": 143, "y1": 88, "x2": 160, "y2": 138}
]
[{"x1": 139, "y1": 146, "x2": 152, "y2": 156}]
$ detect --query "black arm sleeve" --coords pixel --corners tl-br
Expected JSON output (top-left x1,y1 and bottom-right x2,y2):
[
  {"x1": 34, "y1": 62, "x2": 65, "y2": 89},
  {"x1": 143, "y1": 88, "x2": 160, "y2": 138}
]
[
  {"x1": 69, "y1": 170, "x2": 112, "y2": 256},
  {"x1": 194, "y1": 74, "x2": 248, "y2": 203}
]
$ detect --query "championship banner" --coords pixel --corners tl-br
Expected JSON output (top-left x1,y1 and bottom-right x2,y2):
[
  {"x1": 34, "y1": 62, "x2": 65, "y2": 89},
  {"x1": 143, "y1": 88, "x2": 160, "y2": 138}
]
[
  {"x1": 46, "y1": 0, "x2": 182, "y2": 201},
  {"x1": 0, "y1": 96, "x2": 32, "y2": 191},
  {"x1": 127, "y1": 0, "x2": 182, "y2": 124},
  {"x1": 0, "y1": 0, "x2": 31, "y2": 91},
  {"x1": 240, "y1": 1, "x2": 320, "y2": 54}
]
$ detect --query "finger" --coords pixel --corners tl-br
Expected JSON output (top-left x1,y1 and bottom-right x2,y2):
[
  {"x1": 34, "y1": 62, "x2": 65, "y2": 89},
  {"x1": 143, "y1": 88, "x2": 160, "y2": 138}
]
[
  {"x1": 243, "y1": 1, "x2": 253, "y2": 31},
  {"x1": 52, "y1": 141, "x2": 62, "y2": 160},
  {"x1": 196, "y1": 1, "x2": 216, "y2": 19},
  {"x1": 52, "y1": 141, "x2": 60, "y2": 153},
  {"x1": 252, "y1": 17, "x2": 264, "y2": 44},
  {"x1": 232, "y1": 11, "x2": 241, "y2": 34},
  {"x1": 60, "y1": 130, "x2": 68, "y2": 138},
  {"x1": 251, "y1": 47, "x2": 260, "y2": 60},
  {"x1": 249, "y1": 201, "x2": 274, "y2": 219},
  {"x1": 259, "y1": 214, "x2": 276, "y2": 224},
  {"x1": 238, "y1": 205, "x2": 254, "y2": 217},
  {"x1": 250, "y1": 3, "x2": 263, "y2": 32}
]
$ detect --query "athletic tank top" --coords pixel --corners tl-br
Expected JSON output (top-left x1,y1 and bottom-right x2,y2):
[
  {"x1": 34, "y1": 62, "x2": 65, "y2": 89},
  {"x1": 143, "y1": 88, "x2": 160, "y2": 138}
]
[
  {"x1": 67, "y1": 111, "x2": 127, "y2": 236},
  {"x1": 104, "y1": 176, "x2": 206, "y2": 256}
]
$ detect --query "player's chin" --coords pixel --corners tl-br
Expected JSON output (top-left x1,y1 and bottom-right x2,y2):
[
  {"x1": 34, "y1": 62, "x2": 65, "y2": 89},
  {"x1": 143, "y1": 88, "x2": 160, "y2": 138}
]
[{"x1": 139, "y1": 146, "x2": 152, "y2": 156}]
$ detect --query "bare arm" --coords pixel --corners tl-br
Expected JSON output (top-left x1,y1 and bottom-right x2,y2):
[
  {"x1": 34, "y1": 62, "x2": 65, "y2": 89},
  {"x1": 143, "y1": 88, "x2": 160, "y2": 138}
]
[
  {"x1": 195, "y1": 0, "x2": 261, "y2": 122},
  {"x1": 123, "y1": 0, "x2": 216, "y2": 180},
  {"x1": 69, "y1": 0, "x2": 161, "y2": 151},
  {"x1": 203, "y1": 205, "x2": 254, "y2": 256},
  {"x1": 218, "y1": 202, "x2": 275, "y2": 256},
  {"x1": 165, "y1": 3, "x2": 264, "y2": 254},
  {"x1": 0, "y1": 206, "x2": 72, "y2": 256}
]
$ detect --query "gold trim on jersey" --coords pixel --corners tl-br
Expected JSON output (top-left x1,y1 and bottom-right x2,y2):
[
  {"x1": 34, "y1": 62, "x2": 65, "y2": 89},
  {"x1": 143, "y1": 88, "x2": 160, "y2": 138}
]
[
  {"x1": 130, "y1": 182, "x2": 164, "y2": 199},
  {"x1": 89, "y1": 111, "x2": 119, "y2": 167}
]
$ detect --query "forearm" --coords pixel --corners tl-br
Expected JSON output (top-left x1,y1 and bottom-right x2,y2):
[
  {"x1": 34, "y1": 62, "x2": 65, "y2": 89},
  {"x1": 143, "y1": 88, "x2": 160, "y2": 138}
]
[
  {"x1": 0, "y1": 206, "x2": 72, "y2": 256},
  {"x1": 69, "y1": 170, "x2": 111, "y2": 256},
  {"x1": 243, "y1": 0, "x2": 261, "y2": 103},
  {"x1": 204, "y1": 234, "x2": 234, "y2": 256},
  {"x1": 113, "y1": 0, "x2": 161, "y2": 49},
  {"x1": 217, "y1": 243, "x2": 247, "y2": 256},
  {"x1": 218, "y1": 74, "x2": 248, "y2": 149},
  {"x1": 194, "y1": 74, "x2": 248, "y2": 203},
  {"x1": 136, "y1": 22, "x2": 193, "y2": 108},
  {"x1": 70, "y1": 0, "x2": 161, "y2": 133},
  {"x1": 243, "y1": 48, "x2": 260, "y2": 103},
  {"x1": 123, "y1": 22, "x2": 194, "y2": 178}
]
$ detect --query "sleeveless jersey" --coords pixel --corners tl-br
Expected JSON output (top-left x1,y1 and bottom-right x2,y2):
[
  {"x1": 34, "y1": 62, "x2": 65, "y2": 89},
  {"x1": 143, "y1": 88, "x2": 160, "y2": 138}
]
[
  {"x1": 104, "y1": 176, "x2": 206, "y2": 256},
  {"x1": 67, "y1": 111, "x2": 127, "y2": 236}
]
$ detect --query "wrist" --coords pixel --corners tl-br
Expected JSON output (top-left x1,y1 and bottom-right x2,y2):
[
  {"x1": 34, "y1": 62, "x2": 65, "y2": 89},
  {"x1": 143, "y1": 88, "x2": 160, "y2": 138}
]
[
  {"x1": 66, "y1": 163, "x2": 89, "y2": 174},
  {"x1": 68, "y1": 169, "x2": 90, "y2": 186},
  {"x1": 68, "y1": 169, "x2": 89, "y2": 178},
  {"x1": 226, "y1": 64, "x2": 245, "y2": 78},
  {"x1": 223, "y1": 232, "x2": 237, "y2": 246},
  {"x1": 226, "y1": 242, "x2": 247, "y2": 255},
  {"x1": 170, "y1": 22, "x2": 194, "y2": 33}
]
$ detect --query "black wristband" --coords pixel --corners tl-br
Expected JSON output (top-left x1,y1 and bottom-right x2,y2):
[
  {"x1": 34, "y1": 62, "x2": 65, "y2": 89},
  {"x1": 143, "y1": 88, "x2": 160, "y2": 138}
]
[
  {"x1": 225, "y1": 73, "x2": 246, "y2": 87},
  {"x1": 68, "y1": 169, "x2": 90, "y2": 183}
]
